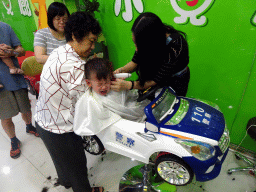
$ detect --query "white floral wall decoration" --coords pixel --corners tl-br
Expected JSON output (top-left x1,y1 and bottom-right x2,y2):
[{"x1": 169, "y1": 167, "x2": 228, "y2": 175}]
[
  {"x1": 18, "y1": 0, "x2": 32, "y2": 17},
  {"x1": 2, "y1": 0, "x2": 14, "y2": 15},
  {"x1": 114, "y1": 0, "x2": 144, "y2": 22}
]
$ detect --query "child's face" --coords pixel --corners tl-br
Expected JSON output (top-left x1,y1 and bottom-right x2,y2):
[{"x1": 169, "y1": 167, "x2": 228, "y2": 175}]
[{"x1": 86, "y1": 72, "x2": 111, "y2": 96}]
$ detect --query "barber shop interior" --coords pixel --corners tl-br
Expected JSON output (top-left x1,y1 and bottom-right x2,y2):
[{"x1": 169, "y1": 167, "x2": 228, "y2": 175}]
[{"x1": 0, "y1": 0, "x2": 255, "y2": 191}]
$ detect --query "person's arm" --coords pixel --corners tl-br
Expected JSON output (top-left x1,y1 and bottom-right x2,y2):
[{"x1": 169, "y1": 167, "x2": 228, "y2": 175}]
[
  {"x1": 111, "y1": 79, "x2": 156, "y2": 92},
  {"x1": 34, "y1": 46, "x2": 49, "y2": 64},
  {"x1": 114, "y1": 61, "x2": 138, "y2": 74},
  {"x1": 0, "y1": 44, "x2": 24, "y2": 57},
  {"x1": 13, "y1": 45, "x2": 25, "y2": 57},
  {"x1": 34, "y1": 29, "x2": 49, "y2": 64}
]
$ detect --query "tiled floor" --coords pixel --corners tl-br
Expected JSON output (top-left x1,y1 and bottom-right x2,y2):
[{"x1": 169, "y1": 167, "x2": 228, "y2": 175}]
[{"x1": 0, "y1": 96, "x2": 256, "y2": 192}]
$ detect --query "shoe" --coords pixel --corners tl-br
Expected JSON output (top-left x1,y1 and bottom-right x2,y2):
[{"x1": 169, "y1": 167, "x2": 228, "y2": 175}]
[
  {"x1": 92, "y1": 187, "x2": 104, "y2": 192},
  {"x1": 26, "y1": 125, "x2": 39, "y2": 137},
  {"x1": 10, "y1": 140, "x2": 21, "y2": 159},
  {"x1": 26, "y1": 130, "x2": 39, "y2": 137}
]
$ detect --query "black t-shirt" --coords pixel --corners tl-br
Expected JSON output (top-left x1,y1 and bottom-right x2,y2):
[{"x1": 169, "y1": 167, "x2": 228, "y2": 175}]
[{"x1": 132, "y1": 33, "x2": 189, "y2": 86}]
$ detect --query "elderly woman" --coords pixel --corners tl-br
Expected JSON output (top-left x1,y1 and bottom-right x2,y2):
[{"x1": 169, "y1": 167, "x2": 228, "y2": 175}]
[
  {"x1": 34, "y1": 12, "x2": 103, "y2": 192},
  {"x1": 34, "y1": 2, "x2": 70, "y2": 64}
]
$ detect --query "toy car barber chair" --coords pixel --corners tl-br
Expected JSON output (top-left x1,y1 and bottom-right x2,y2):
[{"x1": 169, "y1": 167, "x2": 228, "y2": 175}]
[
  {"x1": 83, "y1": 84, "x2": 229, "y2": 192},
  {"x1": 227, "y1": 117, "x2": 256, "y2": 176},
  {"x1": 21, "y1": 56, "x2": 43, "y2": 99}
]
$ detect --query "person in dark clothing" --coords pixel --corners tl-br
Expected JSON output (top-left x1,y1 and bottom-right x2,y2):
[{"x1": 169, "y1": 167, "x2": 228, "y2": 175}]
[{"x1": 112, "y1": 12, "x2": 190, "y2": 97}]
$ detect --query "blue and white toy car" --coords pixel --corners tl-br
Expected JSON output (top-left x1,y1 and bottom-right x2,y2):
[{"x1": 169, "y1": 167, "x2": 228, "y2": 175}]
[{"x1": 82, "y1": 86, "x2": 230, "y2": 186}]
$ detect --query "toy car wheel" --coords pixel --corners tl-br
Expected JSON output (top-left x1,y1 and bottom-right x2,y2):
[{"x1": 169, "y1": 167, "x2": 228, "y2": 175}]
[
  {"x1": 155, "y1": 154, "x2": 194, "y2": 186},
  {"x1": 82, "y1": 135, "x2": 104, "y2": 155}
]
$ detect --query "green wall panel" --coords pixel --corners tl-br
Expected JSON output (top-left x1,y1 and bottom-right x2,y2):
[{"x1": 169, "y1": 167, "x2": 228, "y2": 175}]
[{"x1": 95, "y1": 0, "x2": 256, "y2": 151}]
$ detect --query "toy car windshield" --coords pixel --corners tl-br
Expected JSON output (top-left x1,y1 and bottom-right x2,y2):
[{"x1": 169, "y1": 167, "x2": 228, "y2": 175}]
[{"x1": 151, "y1": 88, "x2": 178, "y2": 123}]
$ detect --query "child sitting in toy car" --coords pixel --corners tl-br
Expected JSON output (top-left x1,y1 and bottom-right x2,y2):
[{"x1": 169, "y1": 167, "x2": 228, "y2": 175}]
[{"x1": 73, "y1": 58, "x2": 150, "y2": 136}]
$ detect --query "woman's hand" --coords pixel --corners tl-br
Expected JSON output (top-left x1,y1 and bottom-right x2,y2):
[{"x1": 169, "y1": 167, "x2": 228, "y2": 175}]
[
  {"x1": 113, "y1": 67, "x2": 123, "y2": 74},
  {"x1": 111, "y1": 79, "x2": 132, "y2": 92},
  {"x1": 113, "y1": 61, "x2": 138, "y2": 74}
]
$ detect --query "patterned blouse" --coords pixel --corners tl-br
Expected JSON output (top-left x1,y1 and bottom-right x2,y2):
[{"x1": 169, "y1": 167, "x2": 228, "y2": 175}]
[{"x1": 34, "y1": 44, "x2": 87, "y2": 134}]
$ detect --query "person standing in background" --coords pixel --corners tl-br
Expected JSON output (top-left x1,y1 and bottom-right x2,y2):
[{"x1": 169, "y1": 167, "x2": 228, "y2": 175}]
[
  {"x1": 0, "y1": 22, "x2": 39, "y2": 159},
  {"x1": 34, "y1": 2, "x2": 70, "y2": 64}
]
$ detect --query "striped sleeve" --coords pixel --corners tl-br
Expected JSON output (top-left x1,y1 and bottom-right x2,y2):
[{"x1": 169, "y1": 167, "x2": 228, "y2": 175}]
[{"x1": 34, "y1": 29, "x2": 47, "y2": 48}]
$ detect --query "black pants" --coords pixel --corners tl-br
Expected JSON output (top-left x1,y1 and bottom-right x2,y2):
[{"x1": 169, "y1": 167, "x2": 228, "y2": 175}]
[
  {"x1": 170, "y1": 67, "x2": 190, "y2": 97},
  {"x1": 36, "y1": 122, "x2": 92, "y2": 192}
]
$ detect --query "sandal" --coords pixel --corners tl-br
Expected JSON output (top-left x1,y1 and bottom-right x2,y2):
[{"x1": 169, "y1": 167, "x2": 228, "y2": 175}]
[
  {"x1": 10, "y1": 139, "x2": 21, "y2": 159},
  {"x1": 26, "y1": 125, "x2": 40, "y2": 137},
  {"x1": 92, "y1": 187, "x2": 104, "y2": 192},
  {"x1": 26, "y1": 130, "x2": 40, "y2": 137}
]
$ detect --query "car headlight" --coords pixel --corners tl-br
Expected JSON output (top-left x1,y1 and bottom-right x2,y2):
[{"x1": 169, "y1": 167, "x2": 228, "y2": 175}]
[
  {"x1": 175, "y1": 139, "x2": 216, "y2": 161},
  {"x1": 219, "y1": 124, "x2": 230, "y2": 153},
  {"x1": 223, "y1": 124, "x2": 229, "y2": 137}
]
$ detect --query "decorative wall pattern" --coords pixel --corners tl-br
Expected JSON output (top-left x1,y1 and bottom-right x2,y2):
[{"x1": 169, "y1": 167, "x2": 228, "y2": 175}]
[
  {"x1": 114, "y1": 0, "x2": 143, "y2": 22},
  {"x1": 170, "y1": 0, "x2": 215, "y2": 26},
  {"x1": 251, "y1": 11, "x2": 256, "y2": 27},
  {"x1": 18, "y1": 0, "x2": 32, "y2": 16},
  {"x1": 2, "y1": 0, "x2": 14, "y2": 15}
]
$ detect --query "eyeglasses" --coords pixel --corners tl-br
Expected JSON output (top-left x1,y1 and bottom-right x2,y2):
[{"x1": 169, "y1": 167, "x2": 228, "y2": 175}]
[{"x1": 54, "y1": 16, "x2": 68, "y2": 23}]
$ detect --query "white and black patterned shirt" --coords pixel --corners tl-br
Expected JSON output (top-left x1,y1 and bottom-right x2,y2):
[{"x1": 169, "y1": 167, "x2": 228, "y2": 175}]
[{"x1": 34, "y1": 44, "x2": 87, "y2": 134}]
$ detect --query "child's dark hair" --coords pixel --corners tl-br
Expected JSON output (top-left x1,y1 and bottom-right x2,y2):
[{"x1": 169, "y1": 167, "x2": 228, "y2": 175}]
[{"x1": 84, "y1": 58, "x2": 113, "y2": 80}]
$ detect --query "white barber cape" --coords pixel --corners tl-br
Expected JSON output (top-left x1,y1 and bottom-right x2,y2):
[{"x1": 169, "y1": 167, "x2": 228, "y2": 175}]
[{"x1": 73, "y1": 89, "x2": 149, "y2": 136}]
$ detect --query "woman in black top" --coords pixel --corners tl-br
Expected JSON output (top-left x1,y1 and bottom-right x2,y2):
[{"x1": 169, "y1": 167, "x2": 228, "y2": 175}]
[{"x1": 111, "y1": 12, "x2": 190, "y2": 96}]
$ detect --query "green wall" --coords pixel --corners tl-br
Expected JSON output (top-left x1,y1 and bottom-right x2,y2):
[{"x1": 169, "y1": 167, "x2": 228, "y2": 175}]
[
  {"x1": 0, "y1": 0, "x2": 37, "y2": 51},
  {"x1": 95, "y1": 0, "x2": 256, "y2": 152}
]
